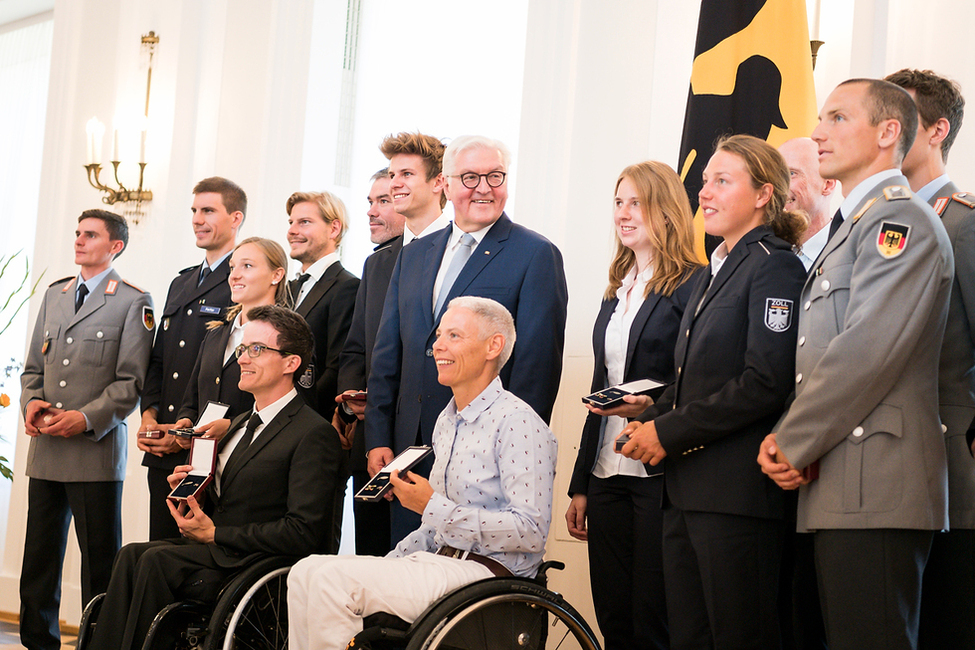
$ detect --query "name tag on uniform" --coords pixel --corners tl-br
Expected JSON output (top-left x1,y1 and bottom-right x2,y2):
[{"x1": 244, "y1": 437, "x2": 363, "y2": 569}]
[{"x1": 199, "y1": 305, "x2": 222, "y2": 316}]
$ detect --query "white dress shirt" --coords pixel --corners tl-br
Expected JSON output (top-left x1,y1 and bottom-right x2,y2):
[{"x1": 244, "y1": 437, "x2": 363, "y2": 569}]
[
  {"x1": 432, "y1": 221, "x2": 495, "y2": 311},
  {"x1": 293, "y1": 251, "x2": 340, "y2": 308},
  {"x1": 404, "y1": 212, "x2": 451, "y2": 245},
  {"x1": 593, "y1": 265, "x2": 653, "y2": 479},
  {"x1": 214, "y1": 387, "x2": 297, "y2": 495}
]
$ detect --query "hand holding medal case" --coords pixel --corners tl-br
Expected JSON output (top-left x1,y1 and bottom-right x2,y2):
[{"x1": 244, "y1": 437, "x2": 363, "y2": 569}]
[{"x1": 167, "y1": 437, "x2": 218, "y2": 501}]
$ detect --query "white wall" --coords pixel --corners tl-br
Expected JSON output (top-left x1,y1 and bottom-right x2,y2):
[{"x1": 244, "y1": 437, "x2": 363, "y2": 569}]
[{"x1": 5, "y1": 0, "x2": 975, "y2": 634}]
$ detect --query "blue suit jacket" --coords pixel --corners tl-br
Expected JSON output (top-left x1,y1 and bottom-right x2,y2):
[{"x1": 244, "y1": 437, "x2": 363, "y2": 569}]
[{"x1": 365, "y1": 213, "x2": 568, "y2": 454}]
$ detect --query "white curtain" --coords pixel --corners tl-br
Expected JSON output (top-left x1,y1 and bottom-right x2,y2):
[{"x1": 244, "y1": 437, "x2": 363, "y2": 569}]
[{"x1": 0, "y1": 12, "x2": 53, "y2": 557}]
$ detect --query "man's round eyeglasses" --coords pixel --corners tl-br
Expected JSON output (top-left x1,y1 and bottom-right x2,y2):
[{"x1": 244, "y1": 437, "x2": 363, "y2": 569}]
[
  {"x1": 450, "y1": 172, "x2": 507, "y2": 189},
  {"x1": 235, "y1": 343, "x2": 292, "y2": 359}
]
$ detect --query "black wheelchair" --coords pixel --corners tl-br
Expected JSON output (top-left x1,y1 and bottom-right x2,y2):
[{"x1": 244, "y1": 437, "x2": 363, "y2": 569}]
[
  {"x1": 76, "y1": 557, "x2": 600, "y2": 650},
  {"x1": 76, "y1": 554, "x2": 294, "y2": 650},
  {"x1": 347, "y1": 560, "x2": 601, "y2": 650}
]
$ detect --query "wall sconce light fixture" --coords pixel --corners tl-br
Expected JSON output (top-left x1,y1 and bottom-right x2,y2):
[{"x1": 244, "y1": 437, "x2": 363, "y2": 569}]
[{"x1": 83, "y1": 31, "x2": 158, "y2": 222}]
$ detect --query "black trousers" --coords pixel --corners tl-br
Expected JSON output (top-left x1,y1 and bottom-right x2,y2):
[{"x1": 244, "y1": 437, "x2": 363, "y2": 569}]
[
  {"x1": 146, "y1": 466, "x2": 181, "y2": 540},
  {"x1": 87, "y1": 539, "x2": 235, "y2": 650},
  {"x1": 587, "y1": 474, "x2": 667, "y2": 650},
  {"x1": 918, "y1": 528, "x2": 975, "y2": 648},
  {"x1": 352, "y1": 469, "x2": 391, "y2": 556},
  {"x1": 662, "y1": 508, "x2": 784, "y2": 650},
  {"x1": 815, "y1": 528, "x2": 932, "y2": 650},
  {"x1": 20, "y1": 478, "x2": 122, "y2": 650}
]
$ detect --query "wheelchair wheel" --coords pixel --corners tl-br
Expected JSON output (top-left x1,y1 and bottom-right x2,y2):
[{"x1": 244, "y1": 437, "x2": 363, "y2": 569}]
[
  {"x1": 203, "y1": 556, "x2": 295, "y2": 650},
  {"x1": 75, "y1": 593, "x2": 104, "y2": 650},
  {"x1": 404, "y1": 578, "x2": 601, "y2": 650}
]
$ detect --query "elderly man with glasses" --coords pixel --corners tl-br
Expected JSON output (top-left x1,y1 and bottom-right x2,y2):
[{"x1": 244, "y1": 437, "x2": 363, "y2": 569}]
[
  {"x1": 87, "y1": 306, "x2": 342, "y2": 650},
  {"x1": 365, "y1": 135, "x2": 569, "y2": 546}
]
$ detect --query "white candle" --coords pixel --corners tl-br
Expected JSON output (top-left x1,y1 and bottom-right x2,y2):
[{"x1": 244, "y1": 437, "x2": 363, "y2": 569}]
[
  {"x1": 812, "y1": 0, "x2": 822, "y2": 40},
  {"x1": 85, "y1": 117, "x2": 104, "y2": 165},
  {"x1": 113, "y1": 128, "x2": 120, "y2": 161},
  {"x1": 140, "y1": 130, "x2": 147, "y2": 164}
]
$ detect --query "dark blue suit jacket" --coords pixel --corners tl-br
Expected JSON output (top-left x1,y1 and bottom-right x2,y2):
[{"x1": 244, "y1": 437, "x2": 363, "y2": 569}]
[
  {"x1": 568, "y1": 269, "x2": 703, "y2": 496},
  {"x1": 365, "y1": 213, "x2": 568, "y2": 455},
  {"x1": 641, "y1": 225, "x2": 805, "y2": 520}
]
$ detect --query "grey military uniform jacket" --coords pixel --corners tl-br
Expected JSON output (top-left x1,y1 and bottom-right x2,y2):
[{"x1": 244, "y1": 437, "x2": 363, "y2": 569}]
[
  {"x1": 21, "y1": 269, "x2": 154, "y2": 482},
  {"x1": 776, "y1": 175, "x2": 953, "y2": 532},
  {"x1": 931, "y1": 182, "x2": 975, "y2": 529}
]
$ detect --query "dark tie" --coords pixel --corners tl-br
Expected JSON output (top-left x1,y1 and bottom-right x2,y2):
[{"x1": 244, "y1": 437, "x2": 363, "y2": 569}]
[
  {"x1": 434, "y1": 233, "x2": 476, "y2": 317},
  {"x1": 198, "y1": 265, "x2": 211, "y2": 286},
  {"x1": 827, "y1": 208, "x2": 844, "y2": 241},
  {"x1": 75, "y1": 283, "x2": 89, "y2": 313},
  {"x1": 290, "y1": 273, "x2": 311, "y2": 306},
  {"x1": 223, "y1": 412, "x2": 261, "y2": 482}
]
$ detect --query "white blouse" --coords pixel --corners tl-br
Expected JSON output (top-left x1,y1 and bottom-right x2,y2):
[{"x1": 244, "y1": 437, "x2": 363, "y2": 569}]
[{"x1": 593, "y1": 265, "x2": 654, "y2": 479}]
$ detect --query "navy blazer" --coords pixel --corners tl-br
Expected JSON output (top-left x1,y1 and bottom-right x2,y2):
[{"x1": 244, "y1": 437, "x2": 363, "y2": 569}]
[
  {"x1": 568, "y1": 269, "x2": 703, "y2": 496},
  {"x1": 642, "y1": 226, "x2": 805, "y2": 520},
  {"x1": 365, "y1": 213, "x2": 568, "y2": 455},
  {"x1": 178, "y1": 321, "x2": 253, "y2": 425},
  {"x1": 141, "y1": 257, "x2": 232, "y2": 470}
]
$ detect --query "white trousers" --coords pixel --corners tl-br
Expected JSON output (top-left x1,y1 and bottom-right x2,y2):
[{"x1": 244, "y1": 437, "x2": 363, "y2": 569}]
[{"x1": 287, "y1": 551, "x2": 494, "y2": 650}]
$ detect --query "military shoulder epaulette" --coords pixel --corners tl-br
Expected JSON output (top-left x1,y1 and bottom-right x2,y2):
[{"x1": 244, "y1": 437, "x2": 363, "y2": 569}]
[
  {"x1": 48, "y1": 275, "x2": 73, "y2": 288},
  {"x1": 952, "y1": 192, "x2": 975, "y2": 209},
  {"x1": 883, "y1": 185, "x2": 911, "y2": 201},
  {"x1": 121, "y1": 279, "x2": 147, "y2": 293},
  {"x1": 178, "y1": 265, "x2": 198, "y2": 275}
]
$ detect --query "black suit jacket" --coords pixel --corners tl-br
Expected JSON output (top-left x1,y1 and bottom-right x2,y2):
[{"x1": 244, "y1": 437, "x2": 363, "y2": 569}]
[
  {"x1": 337, "y1": 236, "x2": 402, "y2": 472},
  {"x1": 293, "y1": 261, "x2": 359, "y2": 419},
  {"x1": 641, "y1": 226, "x2": 805, "y2": 520},
  {"x1": 207, "y1": 394, "x2": 341, "y2": 564},
  {"x1": 178, "y1": 321, "x2": 253, "y2": 425},
  {"x1": 568, "y1": 269, "x2": 703, "y2": 496},
  {"x1": 141, "y1": 258, "x2": 232, "y2": 469}
]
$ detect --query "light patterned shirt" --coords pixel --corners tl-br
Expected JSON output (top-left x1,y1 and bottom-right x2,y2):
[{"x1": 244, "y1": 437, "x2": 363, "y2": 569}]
[{"x1": 390, "y1": 376, "x2": 557, "y2": 577}]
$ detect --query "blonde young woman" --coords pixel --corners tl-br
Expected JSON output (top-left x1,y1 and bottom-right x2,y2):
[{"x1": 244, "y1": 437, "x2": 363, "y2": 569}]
[
  {"x1": 566, "y1": 161, "x2": 703, "y2": 649},
  {"x1": 172, "y1": 237, "x2": 290, "y2": 441}
]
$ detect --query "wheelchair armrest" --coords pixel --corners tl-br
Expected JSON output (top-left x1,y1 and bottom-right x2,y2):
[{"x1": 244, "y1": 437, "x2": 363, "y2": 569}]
[{"x1": 534, "y1": 560, "x2": 565, "y2": 584}]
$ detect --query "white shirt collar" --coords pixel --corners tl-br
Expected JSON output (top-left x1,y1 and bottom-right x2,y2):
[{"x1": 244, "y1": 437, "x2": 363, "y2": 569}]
[
  {"x1": 404, "y1": 212, "x2": 451, "y2": 244},
  {"x1": 297, "y1": 251, "x2": 339, "y2": 283},
  {"x1": 797, "y1": 221, "x2": 830, "y2": 271},
  {"x1": 252, "y1": 387, "x2": 298, "y2": 427},
  {"x1": 709, "y1": 241, "x2": 730, "y2": 277}
]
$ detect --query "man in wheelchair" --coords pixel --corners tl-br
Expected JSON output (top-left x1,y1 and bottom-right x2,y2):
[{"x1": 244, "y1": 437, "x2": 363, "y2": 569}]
[
  {"x1": 87, "y1": 305, "x2": 343, "y2": 650},
  {"x1": 288, "y1": 296, "x2": 559, "y2": 650}
]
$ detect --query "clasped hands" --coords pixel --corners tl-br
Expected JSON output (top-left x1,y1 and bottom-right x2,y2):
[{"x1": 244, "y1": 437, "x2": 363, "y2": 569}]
[
  {"x1": 756, "y1": 433, "x2": 810, "y2": 490},
  {"x1": 24, "y1": 400, "x2": 86, "y2": 438}
]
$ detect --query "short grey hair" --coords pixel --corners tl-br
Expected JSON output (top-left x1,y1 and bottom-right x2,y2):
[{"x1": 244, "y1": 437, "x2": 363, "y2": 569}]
[
  {"x1": 446, "y1": 296, "x2": 516, "y2": 370},
  {"x1": 442, "y1": 135, "x2": 512, "y2": 176}
]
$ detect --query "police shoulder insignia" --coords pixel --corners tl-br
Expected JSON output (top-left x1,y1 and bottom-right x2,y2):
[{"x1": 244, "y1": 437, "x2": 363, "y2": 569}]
[
  {"x1": 765, "y1": 298, "x2": 794, "y2": 332},
  {"x1": 143, "y1": 306, "x2": 155, "y2": 331},
  {"x1": 877, "y1": 221, "x2": 911, "y2": 259},
  {"x1": 298, "y1": 363, "x2": 314, "y2": 389},
  {"x1": 883, "y1": 185, "x2": 911, "y2": 201},
  {"x1": 952, "y1": 192, "x2": 975, "y2": 209}
]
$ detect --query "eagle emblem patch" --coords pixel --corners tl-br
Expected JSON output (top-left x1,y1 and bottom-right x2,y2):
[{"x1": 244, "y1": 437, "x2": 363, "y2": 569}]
[
  {"x1": 877, "y1": 222, "x2": 910, "y2": 259},
  {"x1": 142, "y1": 306, "x2": 155, "y2": 331},
  {"x1": 765, "y1": 299, "x2": 793, "y2": 332},
  {"x1": 298, "y1": 363, "x2": 315, "y2": 389}
]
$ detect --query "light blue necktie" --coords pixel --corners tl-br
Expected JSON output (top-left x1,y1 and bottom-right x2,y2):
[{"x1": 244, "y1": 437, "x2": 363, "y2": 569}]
[{"x1": 434, "y1": 233, "x2": 476, "y2": 317}]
